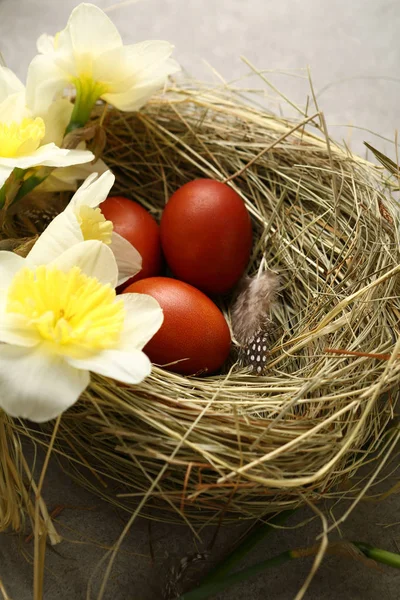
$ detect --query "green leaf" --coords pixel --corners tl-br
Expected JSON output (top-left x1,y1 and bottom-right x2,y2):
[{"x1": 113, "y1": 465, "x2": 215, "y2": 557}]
[
  {"x1": 175, "y1": 550, "x2": 294, "y2": 600},
  {"x1": 202, "y1": 509, "x2": 296, "y2": 584}
]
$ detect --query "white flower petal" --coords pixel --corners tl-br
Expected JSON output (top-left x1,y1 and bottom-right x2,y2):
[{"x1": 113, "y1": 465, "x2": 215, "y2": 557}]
[
  {"x1": 38, "y1": 144, "x2": 95, "y2": 167},
  {"x1": 110, "y1": 232, "x2": 142, "y2": 285},
  {"x1": 0, "y1": 144, "x2": 94, "y2": 171},
  {"x1": 41, "y1": 98, "x2": 73, "y2": 145},
  {"x1": 0, "y1": 312, "x2": 40, "y2": 347},
  {"x1": 125, "y1": 41, "x2": 178, "y2": 79},
  {"x1": 38, "y1": 156, "x2": 110, "y2": 193},
  {"x1": 37, "y1": 33, "x2": 56, "y2": 55},
  {"x1": 0, "y1": 251, "x2": 25, "y2": 288},
  {"x1": 26, "y1": 54, "x2": 69, "y2": 115},
  {"x1": 0, "y1": 344, "x2": 89, "y2": 422},
  {"x1": 0, "y1": 92, "x2": 28, "y2": 124},
  {"x1": 26, "y1": 210, "x2": 83, "y2": 266},
  {"x1": 102, "y1": 73, "x2": 177, "y2": 112},
  {"x1": 0, "y1": 66, "x2": 24, "y2": 102},
  {"x1": 50, "y1": 239, "x2": 118, "y2": 287},
  {"x1": 119, "y1": 293, "x2": 163, "y2": 350},
  {"x1": 92, "y1": 46, "x2": 134, "y2": 86},
  {"x1": 70, "y1": 170, "x2": 115, "y2": 210},
  {"x1": 66, "y1": 347, "x2": 151, "y2": 385},
  {"x1": 102, "y1": 84, "x2": 159, "y2": 112},
  {"x1": 65, "y1": 3, "x2": 122, "y2": 57},
  {"x1": 97, "y1": 42, "x2": 177, "y2": 90}
]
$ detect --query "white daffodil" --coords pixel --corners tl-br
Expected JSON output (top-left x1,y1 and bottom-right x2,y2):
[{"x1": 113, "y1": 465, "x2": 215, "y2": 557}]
[
  {"x1": 27, "y1": 170, "x2": 142, "y2": 286},
  {"x1": 26, "y1": 3, "x2": 180, "y2": 128},
  {"x1": 0, "y1": 239, "x2": 163, "y2": 422},
  {"x1": 0, "y1": 66, "x2": 94, "y2": 190},
  {"x1": 36, "y1": 98, "x2": 108, "y2": 192}
]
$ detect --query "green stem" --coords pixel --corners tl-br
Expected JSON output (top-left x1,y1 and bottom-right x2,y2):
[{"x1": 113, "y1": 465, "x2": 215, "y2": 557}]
[
  {"x1": 13, "y1": 173, "x2": 48, "y2": 204},
  {"x1": 354, "y1": 542, "x2": 400, "y2": 570},
  {"x1": 65, "y1": 79, "x2": 103, "y2": 134},
  {"x1": 203, "y1": 509, "x2": 296, "y2": 584},
  {"x1": 176, "y1": 550, "x2": 295, "y2": 600}
]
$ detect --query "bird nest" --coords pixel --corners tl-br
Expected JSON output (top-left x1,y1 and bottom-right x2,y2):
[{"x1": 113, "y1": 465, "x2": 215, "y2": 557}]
[{"x1": 3, "y1": 81, "x2": 400, "y2": 531}]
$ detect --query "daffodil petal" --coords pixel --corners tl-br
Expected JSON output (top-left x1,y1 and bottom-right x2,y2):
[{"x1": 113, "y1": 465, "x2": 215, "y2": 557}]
[
  {"x1": 37, "y1": 33, "x2": 56, "y2": 55},
  {"x1": 0, "y1": 251, "x2": 24, "y2": 288},
  {"x1": 102, "y1": 77, "x2": 171, "y2": 112},
  {"x1": 0, "y1": 283, "x2": 38, "y2": 348},
  {"x1": 0, "y1": 66, "x2": 24, "y2": 103},
  {"x1": 0, "y1": 144, "x2": 94, "y2": 170},
  {"x1": 26, "y1": 53, "x2": 69, "y2": 115},
  {"x1": 71, "y1": 170, "x2": 115, "y2": 210},
  {"x1": 50, "y1": 239, "x2": 118, "y2": 287},
  {"x1": 26, "y1": 210, "x2": 83, "y2": 267},
  {"x1": 0, "y1": 92, "x2": 28, "y2": 125},
  {"x1": 110, "y1": 232, "x2": 142, "y2": 286},
  {"x1": 36, "y1": 144, "x2": 95, "y2": 167},
  {"x1": 92, "y1": 46, "x2": 134, "y2": 87},
  {"x1": 66, "y1": 347, "x2": 151, "y2": 384},
  {"x1": 0, "y1": 344, "x2": 89, "y2": 422},
  {"x1": 65, "y1": 3, "x2": 122, "y2": 56},
  {"x1": 39, "y1": 156, "x2": 110, "y2": 193},
  {"x1": 119, "y1": 293, "x2": 163, "y2": 350},
  {"x1": 125, "y1": 41, "x2": 178, "y2": 78},
  {"x1": 98, "y1": 40, "x2": 180, "y2": 110},
  {"x1": 0, "y1": 312, "x2": 40, "y2": 347},
  {"x1": 41, "y1": 98, "x2": 73, "y2": 146}
]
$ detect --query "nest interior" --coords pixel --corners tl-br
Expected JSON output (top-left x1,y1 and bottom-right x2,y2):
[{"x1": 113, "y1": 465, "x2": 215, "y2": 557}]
[{"x1": 9, "y1": 84, "x2": 400, "y2": 527}]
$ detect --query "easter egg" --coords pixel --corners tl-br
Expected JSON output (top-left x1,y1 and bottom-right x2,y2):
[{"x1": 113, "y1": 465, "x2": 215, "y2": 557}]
[
  {"x1": 100, "y1": 196, "x2": 162, "y2": 285},
  {"x1": 160, "y1": 179, "x2": 252, "y2": 295},
  {"x1": 123, "y1": 277, "x2": 231, "y2": 375}
]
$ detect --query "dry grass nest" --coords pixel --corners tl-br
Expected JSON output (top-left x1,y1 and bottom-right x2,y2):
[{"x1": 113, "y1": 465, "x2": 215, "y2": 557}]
[{"x1": 4, "y1": 81, "x2": 400, "y2": 530}]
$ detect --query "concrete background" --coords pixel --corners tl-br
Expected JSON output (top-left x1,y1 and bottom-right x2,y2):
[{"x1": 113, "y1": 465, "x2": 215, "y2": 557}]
[{"x1": 1, "y1": 0, "x2": 400, "y2": 598}]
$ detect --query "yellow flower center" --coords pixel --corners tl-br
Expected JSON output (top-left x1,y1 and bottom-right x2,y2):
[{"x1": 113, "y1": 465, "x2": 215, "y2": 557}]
[
  {"x1": 0, "y1": 117, "x2": 45, "y2": 158},
  {"x1": 77, "y1": 205, "x2": 113, "y2": 244},
  {"x1": 73, "y1": 73, "x2": 109, "y2": 105},
  {"x1": 7, "y1": 265, "x2": 125, "y2": 354}
]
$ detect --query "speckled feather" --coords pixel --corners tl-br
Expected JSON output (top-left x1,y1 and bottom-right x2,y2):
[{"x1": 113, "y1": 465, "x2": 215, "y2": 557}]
[
  {"x1": 231, "y1": 270, "x2": 279, "y2": 344},
  {"x1": 231, "y1": 271, "x2": 279, "y2": 374},
  {"x1": 238, "y1": 323, "x2": 276, "y2": 374}
]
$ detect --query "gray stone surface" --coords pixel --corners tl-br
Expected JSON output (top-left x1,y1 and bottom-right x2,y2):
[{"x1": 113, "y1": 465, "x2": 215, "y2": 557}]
[{"x1": 0, "y1": 0, "x2": 400, "y2": 598}]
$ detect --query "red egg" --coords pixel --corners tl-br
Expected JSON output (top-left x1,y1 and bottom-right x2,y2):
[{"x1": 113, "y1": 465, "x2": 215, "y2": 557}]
[
  {"x1": 123, "y1": 277, "x2": 231, "y2": 375},
  {"x1": 100, "y1": 196, "x2": 162, "y2": 285},
  {"x1": 160, "y1": 179, "x2": 252, "y2": 295}
]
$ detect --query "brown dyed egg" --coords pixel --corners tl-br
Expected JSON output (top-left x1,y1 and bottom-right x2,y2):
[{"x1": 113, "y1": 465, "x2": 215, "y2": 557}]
[
  {"x1": 160, "y1": 179, "x2": 252, "y2": 295},
  {"x1": 123, "y1": 277, "x2": 231, "y2": 375},
  {"x1": 100, "y1": 195, "x2": 162, "y2": 286}
]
